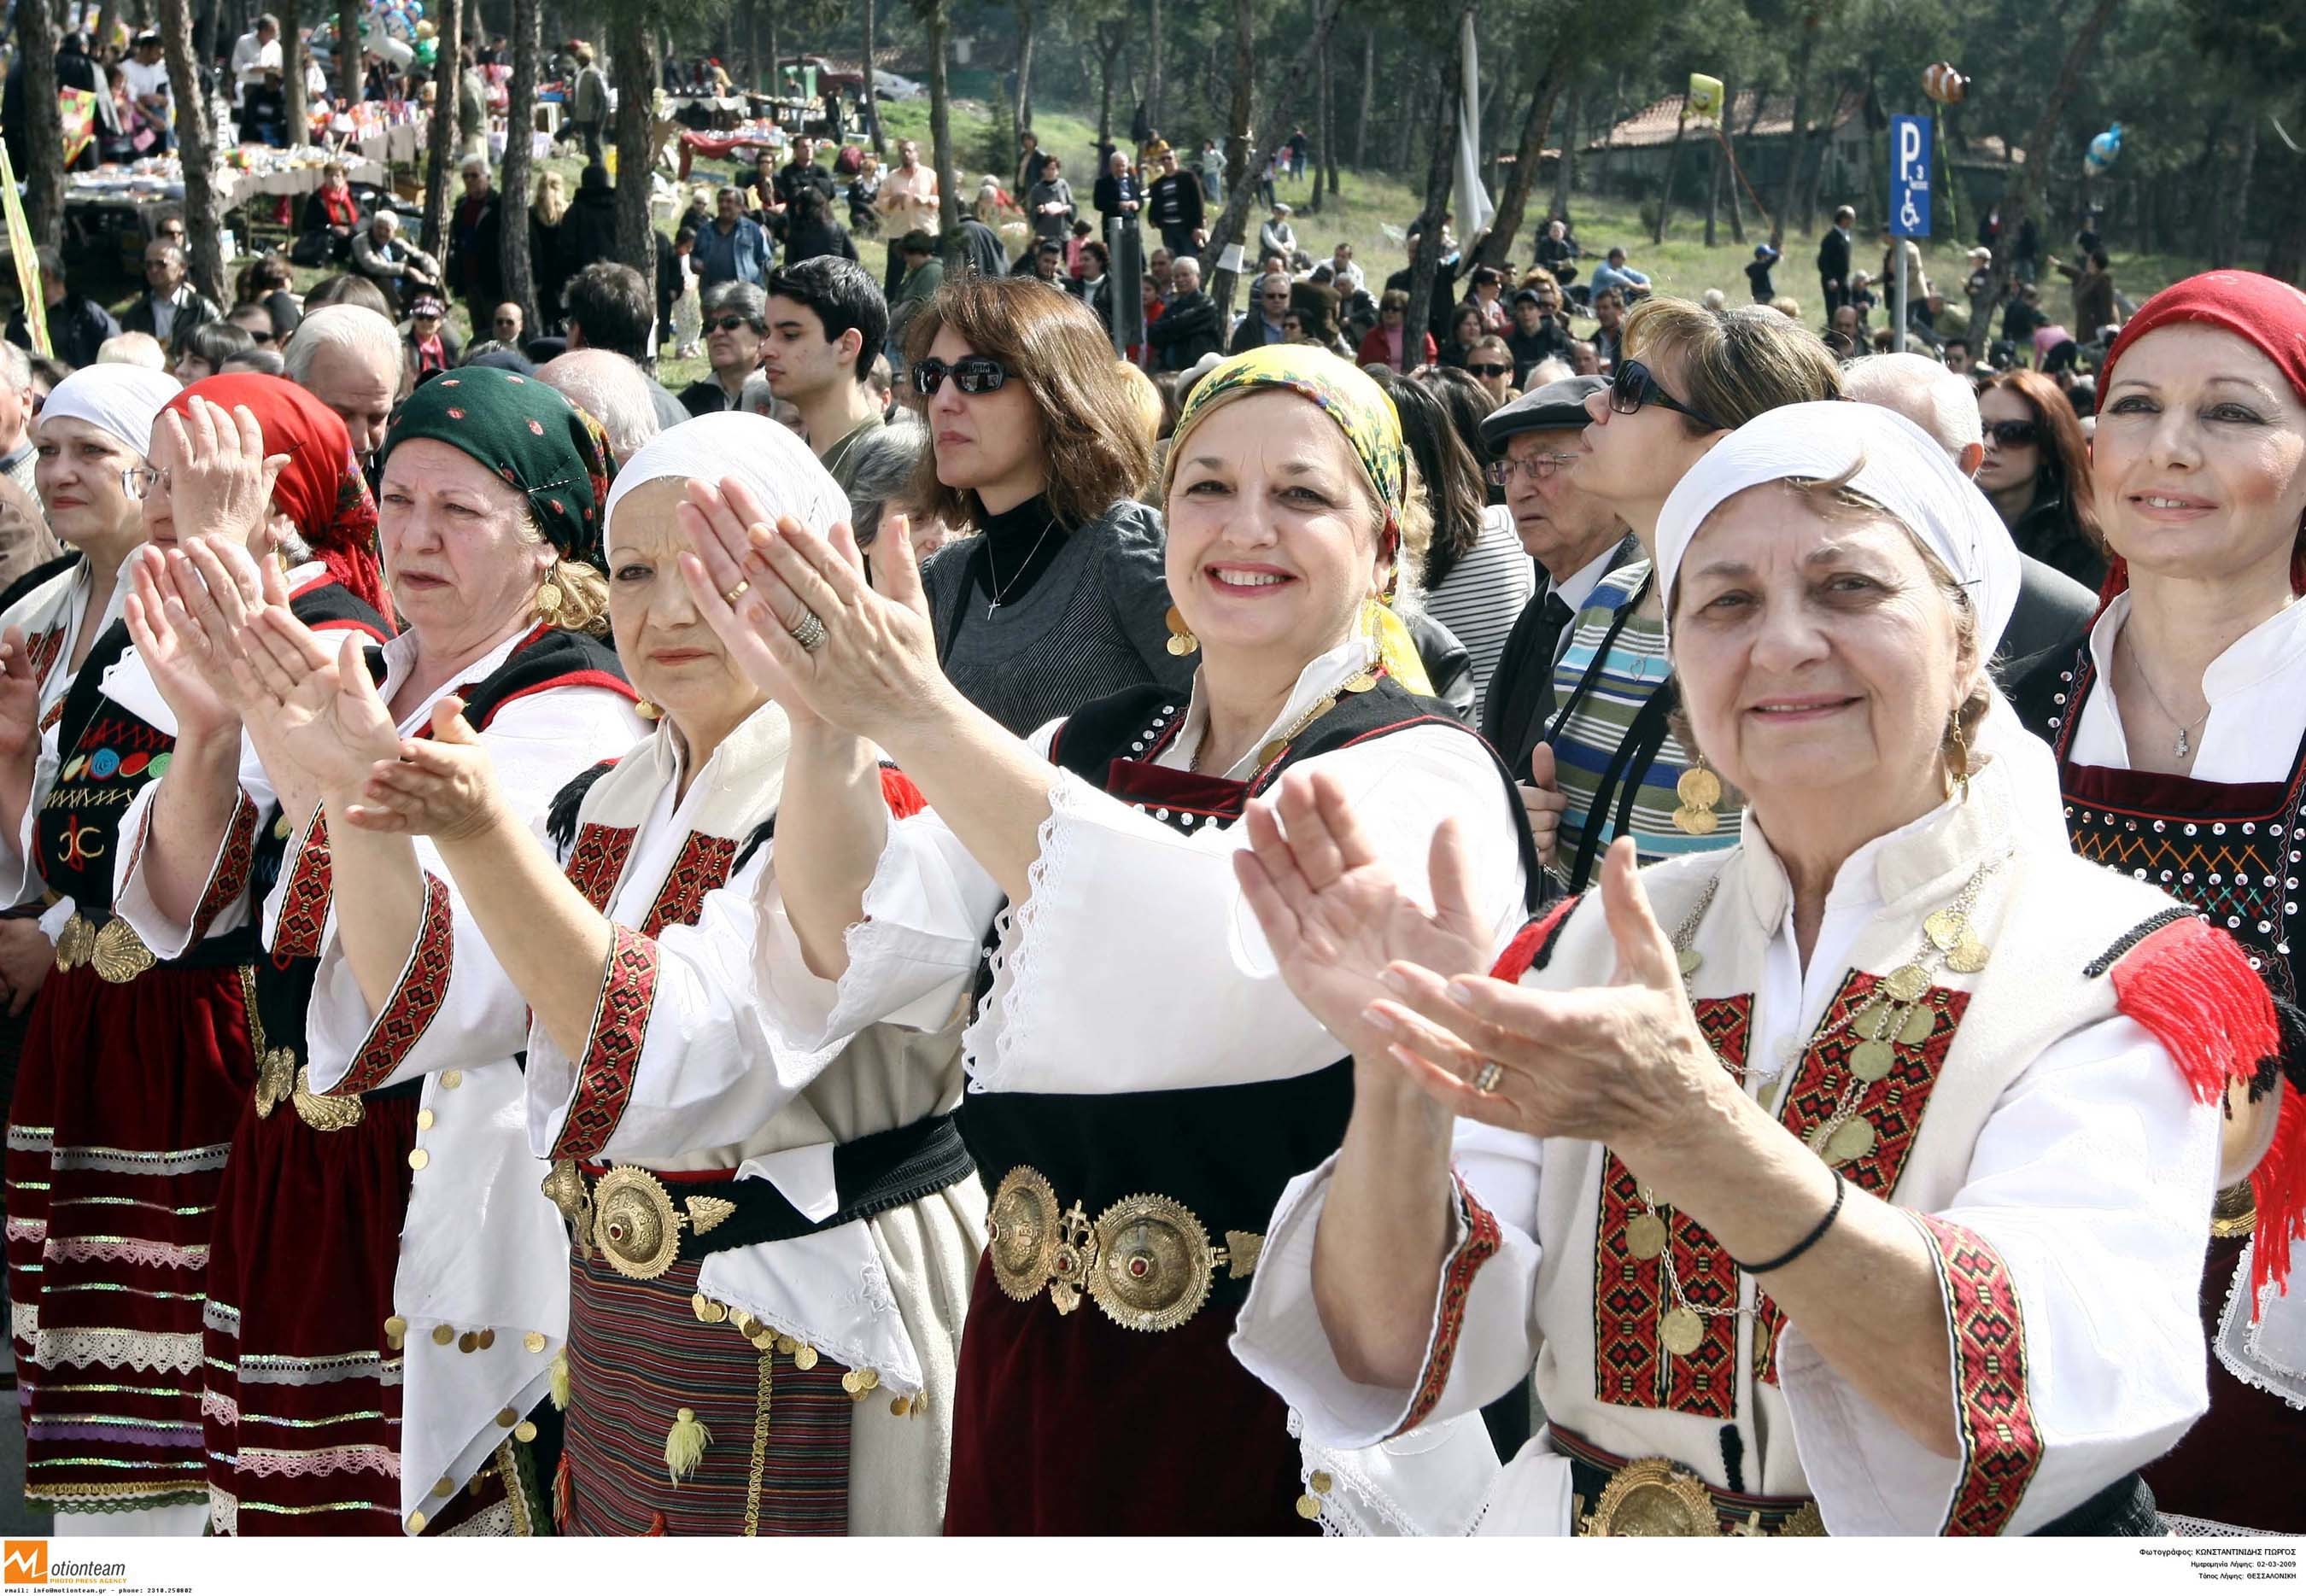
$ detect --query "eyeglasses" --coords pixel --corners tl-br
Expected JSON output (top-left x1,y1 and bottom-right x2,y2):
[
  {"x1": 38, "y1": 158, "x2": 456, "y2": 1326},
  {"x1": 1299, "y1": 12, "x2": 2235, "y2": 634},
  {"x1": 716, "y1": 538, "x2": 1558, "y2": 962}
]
[
  {"x1": 494, "y1": 316, "x2": 519, "y2": 328},
  {"x1": 912, "y1": 356, "x2": 1008, "y2": 396},
  {"x1": 1467, "y1": 362, "x2": 1513, "y2": 378},
  {"x1": 1610, "y1": 360, "x2": 1724, "y2": 432},
  {"x1": 120, "y1": 465, "x2": 168, "y2": 500},
  {"x1": 709, "y1": 315, "x2": 755, "y2": 333},
  {"x1": 1984, "y1": 419, "x2": 2040, "y2": 447},
  {"x1": 1486, "y1": 453, "x2": 1577, "y2": 487}
]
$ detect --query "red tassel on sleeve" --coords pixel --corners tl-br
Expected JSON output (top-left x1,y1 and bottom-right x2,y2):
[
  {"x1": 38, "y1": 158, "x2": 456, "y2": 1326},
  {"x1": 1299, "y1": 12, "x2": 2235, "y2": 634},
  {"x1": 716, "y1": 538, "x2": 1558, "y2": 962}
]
[
  {"x1": 877, "y1": 764, "x2": 928, "y2": 820},
  {"x1": 1490, "y1": 894, "x2": 1581, "y2": 985},
  {"x1": 2110, "y1": 915, "x2": 2303, "y2": 1304}
]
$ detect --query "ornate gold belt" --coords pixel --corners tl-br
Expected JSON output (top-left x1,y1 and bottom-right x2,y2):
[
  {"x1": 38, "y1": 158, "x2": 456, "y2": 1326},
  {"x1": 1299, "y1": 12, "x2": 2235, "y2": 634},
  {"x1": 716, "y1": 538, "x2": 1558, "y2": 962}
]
[
  {"x1": 2211, "y1": 1180, "x2": 2257, "y2": 1239},
  {"x1": 542, "y1": 1161, "x2": 736, "y2": 1281},
  {"x1": 985, "y1": 1166, "x2": 1263, "y2": 1334},
  {"x1": 52, "y1": 912, "x2": 155, "y2": 984},
  {"x1": 1556, "y1": 1429, "x2": 1825, "y2": 1537}
]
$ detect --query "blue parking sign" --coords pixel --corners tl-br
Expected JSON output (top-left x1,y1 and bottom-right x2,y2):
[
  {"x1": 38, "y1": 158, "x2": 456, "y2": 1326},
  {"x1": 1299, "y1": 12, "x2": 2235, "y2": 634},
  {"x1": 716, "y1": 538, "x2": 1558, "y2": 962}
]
[{"x1": 1891, "y1": 114, "x2": 1933, "y2": 238}]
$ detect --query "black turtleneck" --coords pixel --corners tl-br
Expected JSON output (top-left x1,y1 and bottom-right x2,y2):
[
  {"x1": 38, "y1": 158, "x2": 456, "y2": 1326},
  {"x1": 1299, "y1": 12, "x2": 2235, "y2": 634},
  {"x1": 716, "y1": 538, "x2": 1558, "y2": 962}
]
[{"x1": 969, "y1": 494, "x2": 1071, "y2": 608}]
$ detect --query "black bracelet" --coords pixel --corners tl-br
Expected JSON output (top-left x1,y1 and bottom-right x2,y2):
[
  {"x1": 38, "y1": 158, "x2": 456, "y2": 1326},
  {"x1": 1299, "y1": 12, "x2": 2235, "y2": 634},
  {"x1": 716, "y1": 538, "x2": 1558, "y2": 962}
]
[{"x1": 1730, "y1": 1168, "x2": 1846, "y2": 1275}]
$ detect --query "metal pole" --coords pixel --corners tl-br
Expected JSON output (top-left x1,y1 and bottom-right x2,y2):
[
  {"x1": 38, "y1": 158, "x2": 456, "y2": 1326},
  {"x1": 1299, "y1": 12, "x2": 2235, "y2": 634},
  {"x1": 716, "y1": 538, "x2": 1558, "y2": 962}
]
[{"x1": 1893, "y1": 240, "x2": 1908, "y2": 354}]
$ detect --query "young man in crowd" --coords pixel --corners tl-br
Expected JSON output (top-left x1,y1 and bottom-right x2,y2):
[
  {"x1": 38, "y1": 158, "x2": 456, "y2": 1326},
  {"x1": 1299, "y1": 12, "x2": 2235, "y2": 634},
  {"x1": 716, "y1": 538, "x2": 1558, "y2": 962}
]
[{"x1": 761, "y1": 257, "x2": 890, "y2": 494}]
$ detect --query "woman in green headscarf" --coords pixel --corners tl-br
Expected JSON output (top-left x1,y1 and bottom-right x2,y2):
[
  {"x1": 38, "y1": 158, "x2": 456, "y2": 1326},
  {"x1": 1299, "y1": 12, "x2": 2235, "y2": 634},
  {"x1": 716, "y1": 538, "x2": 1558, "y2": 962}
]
[
  {"x1": 677, "y1": 344, "x2": 1540, "y2": 1532},
  {"x1": 133, "y1": 366, "x2": 645, "y2": 1533}
]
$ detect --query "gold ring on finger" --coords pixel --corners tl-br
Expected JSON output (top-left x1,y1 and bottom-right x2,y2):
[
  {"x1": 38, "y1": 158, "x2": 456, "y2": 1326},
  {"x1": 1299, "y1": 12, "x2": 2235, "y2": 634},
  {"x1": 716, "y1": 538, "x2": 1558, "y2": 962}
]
[
  {"x1": 722, "y1": 579, "x2": 751, "y2": 605},
  {"x1": 1472, "y1": 1061, "x2": 1503, "y2": 1093}
]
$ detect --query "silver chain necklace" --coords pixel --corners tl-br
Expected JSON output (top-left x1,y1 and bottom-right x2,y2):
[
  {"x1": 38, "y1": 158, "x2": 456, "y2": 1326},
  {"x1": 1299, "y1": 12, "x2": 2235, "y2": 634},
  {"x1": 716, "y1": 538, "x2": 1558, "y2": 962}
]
[
  {"x1": 984, "y1": 519, "x2": 1058, "y2": 619},
  {"x1": 2121, "y1": 638, "x2": 2209, "y2": 759}
]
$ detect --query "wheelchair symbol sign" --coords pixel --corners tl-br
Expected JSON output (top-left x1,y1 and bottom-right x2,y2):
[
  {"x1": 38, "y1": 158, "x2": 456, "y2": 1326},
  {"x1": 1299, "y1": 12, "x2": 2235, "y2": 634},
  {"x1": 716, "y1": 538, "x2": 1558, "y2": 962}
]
[{"x1": 1891, "y1": 115, "x2": 1933, "y2": 239}]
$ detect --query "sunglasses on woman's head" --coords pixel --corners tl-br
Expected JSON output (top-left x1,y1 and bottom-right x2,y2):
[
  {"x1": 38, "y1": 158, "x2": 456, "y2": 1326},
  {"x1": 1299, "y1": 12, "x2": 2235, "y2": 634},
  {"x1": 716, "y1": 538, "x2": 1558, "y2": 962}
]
[
  {"x1": 1468, "y1": 361, "x2": 1512, "y2": 378},
  {"x1": 911, "y1": 356, "x2": 1008, "y2": 396},
  {"x1": 1984, "y1": 419, "x2": 2040, "y2": 447},
  {"x1": 1609, "y1": 359, "x2": 1725, "y2": 432}
]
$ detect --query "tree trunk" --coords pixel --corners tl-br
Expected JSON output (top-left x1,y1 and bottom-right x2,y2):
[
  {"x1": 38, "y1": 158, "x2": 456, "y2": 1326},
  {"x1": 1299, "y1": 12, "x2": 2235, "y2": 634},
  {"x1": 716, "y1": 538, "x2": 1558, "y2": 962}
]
[
  {"x1": 421, "y1": 0, "x2": 462, "y2": 255},
  {"x1": 1772, "y1": 17, "x2": 1817, "y2": 248},
  {"x1": 1147, "y1": 0, "x2": 1162, "y2": 135},
  {"x1": 1649, "y1": 102, "x2": 1687, "y2": 244},
  {"x1": 862, "y1": 0, "x2": 883, "y2": 152},
  {"x1": 609, "y1": 3, "x2": 656, "y2": 294},
  {"x1": 1704, "y1": 131, "x2": 1720, "y2": 248},
  {"x1": 1403, "y1": 6, "x2": 1466, "y2": 371},
  {"x1": 2218, "y1": 112, "x2": 2256, "y2": 268},
  {"x1": 921, "y1": 0, "x2": 958, "y2": 248},
  {"x1": 1553, "y1": 81, "x2": 1577, "y2": 223},
  {"x1": 1354, "y1": 29, "x2": 1372, "y2": 169},
  {"x1": 1220, "y1": 0, "x2": 1253, "y2": 198},
  {"x1": 96, "y1": 0, "x2": 119, "y2": 58},
  {"x1": 1476, "y1": 47, "x2": 1567, "y2": 269},
  {"x1": 280, "y1": 0, "x2": 309, "y2": 143},
  {"x1": 1205, "y1": 0, "x2": 1345, "y2": 321},
  {"x1": 764, "y1": 1, "x2": 780, "y2": 102},
  {"x1": 16, "y1": 0, "x2": 64, "y2": 250},
  {"x1": 1308, "y1": 35, "x2": 1328, "y2": 214},
  {"x1": 1593, "y1": 68, "x2": 1624, "y2": 196},
  {"x1": 1094, "y1": 22, "x2": 1121, "y2": 152},
  {"x1": 1999, "y1": 0, "x2": 2119, "y2": 236},
  {"x1": 338, "y1": 0, "x2": 361, "y2": 101},
  {"x1": 500, "y1": 0, "x2": 538, "y2": 324},
  {"x1": 158, "y1": 0, "x2": 225, "y2": 303},
  {"x1": 1010, "y1": 0, "x2": 1035, "y2": 140},
  {"x1": 1323, "y1": 32, "x2": 1339, "y2": 196},
  {"x1": 192, "y1": 0, "x2": 217, "y2": 79}
]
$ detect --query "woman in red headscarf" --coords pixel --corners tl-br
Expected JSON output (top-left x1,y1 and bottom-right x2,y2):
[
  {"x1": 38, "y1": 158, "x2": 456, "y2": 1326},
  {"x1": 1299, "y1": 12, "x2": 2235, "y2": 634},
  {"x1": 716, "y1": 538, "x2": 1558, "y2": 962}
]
[
  {"x1": 2011, "y1": 272, "x2": 2306, "y2": 1533},
  {"x1": 2, "y1": 375, "x2": 390, "y2": 1533}
]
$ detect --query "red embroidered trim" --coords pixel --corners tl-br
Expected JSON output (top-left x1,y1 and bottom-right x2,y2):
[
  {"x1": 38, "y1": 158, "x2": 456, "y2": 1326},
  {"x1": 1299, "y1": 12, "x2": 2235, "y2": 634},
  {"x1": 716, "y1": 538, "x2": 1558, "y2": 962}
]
[
  {"x1": 637, "y1": 832, "x2": 737, "y2": 937},
  {"x1": 329, "y1": 873, "x2": 454, "y2": 1095},
  {"x1": 1593, "y1": 996, "x2": 1750, "y2": 1416},
  {"x1": 1490, "y1": 894, "x2": 1581, "y2": 985},
  {"x1": 184, "y1": 791, "x2": 260, "y2": 944},
  {"x1": 1916, "y1": 1213, "x2": 2040, "y2": 1536},
  {"x1": 1753, "y1": 970, "x2": 1970, "y2": 1386},
  {"x1": 1396, "y1": 1173, "x2": 1501, "y2": 1435},
  {"x1": 272, "y1": 807, "x2": 334, "y2": 958},
  {"x1": 562, "y1": 822, "x2": 637, "y2": 914},
  {"x1": 547, "y1": 926, "x2": 659, "y2": 1160},
  {"x1": 23, "y1": 625, "x2": 63, "y2": 683}
]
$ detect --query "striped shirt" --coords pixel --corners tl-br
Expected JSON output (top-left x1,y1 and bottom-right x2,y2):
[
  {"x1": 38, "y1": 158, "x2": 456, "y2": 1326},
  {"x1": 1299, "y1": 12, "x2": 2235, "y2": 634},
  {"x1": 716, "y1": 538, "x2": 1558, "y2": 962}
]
[
  {"x1": 1426, "y1": 504, "x2": 1537, "y2": 721},
  {"x1": 1548, "y1": 562, "x2": 1741, "y2": 878}
]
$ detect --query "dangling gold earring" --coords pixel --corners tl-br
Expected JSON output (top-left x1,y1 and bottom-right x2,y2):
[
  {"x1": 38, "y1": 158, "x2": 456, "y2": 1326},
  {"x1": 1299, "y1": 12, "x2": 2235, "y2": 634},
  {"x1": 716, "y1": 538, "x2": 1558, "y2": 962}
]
[
  {"x1": 536, "y1": 566, "x2": 565, "y2": 623},
  {"x1": 1164, "y1": 605, "x2": 1197, "y2": 657},
  {"x1": 635, "y1": 699, "x2": 662, "y2": 722},
  {"x1": 1947, "y1": 714, "x2": 1972, "y2": 804},
  {"x1": 1673, "y1": 756, "x2": 1722, "y2": 837}
]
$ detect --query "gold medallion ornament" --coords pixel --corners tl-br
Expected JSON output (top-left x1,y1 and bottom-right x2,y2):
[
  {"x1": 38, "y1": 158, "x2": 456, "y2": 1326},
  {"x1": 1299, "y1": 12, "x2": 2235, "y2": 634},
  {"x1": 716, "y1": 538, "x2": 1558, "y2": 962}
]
[
  {"x1": 1581, "y1": 1458, "x2": 1719, "y2": 1536},
  {"x1": 1923, "y1": 909, "x2": 1966, "y2": 951},
  {"x1": 1672, "y1": 763, "x2": 1724, "y2": 838},
  {"x1": 1624, "y1": 1212, "x2": 1669, "y2": 1260},
  {"x1": 91, "y1": 916, "x2": 155, "y2": 983},
  {"x1": 1659, "y1": 1306, "x2": 1704, "y2": 1358},
  {"x1": 1825, "y1": 1119, "x2": 1876, "y2": 1164},
  {"x1": 1882, "y1": 962, "x2": 1930, "y2": 1004},
  {"x1": 541, "y1": 1160, "x2": 594, "y2": 1261},
  {"x1": 985, "y1": 1166, "x2": 1261, "y2": 1333},
  {"x1": 590, "y1": 1166, "x2": 683, "y2": 1280},
  {"x1": 52, "y1": 913, "x2": 96, "y2": 972},
  {"x1": 987, "y1": 1166, "x2": 1063, "y2": 1304},
  {"x1": 1847, "y1": 1039, "x2": 1895, "y2": 1083},
  {"x1": 1946, "y1": 936, "x2": 1991, "y2": 973},
  {"x1": 793, "y1": 1344, "x2": 818, "y2": 1371},
  {"x1": 1899, "y1": 1006, "x2": 1936, "y2": 1047},
  {"x1": 1163, "y1": 605, "x2": 1198, "y2": 657},
  {"x1": 1676, "y1": 946, "x2": 1702, "y2": 979},
  {"x1": 1086, "y1": 1192, "x2": 1217, "y2": 1335}
]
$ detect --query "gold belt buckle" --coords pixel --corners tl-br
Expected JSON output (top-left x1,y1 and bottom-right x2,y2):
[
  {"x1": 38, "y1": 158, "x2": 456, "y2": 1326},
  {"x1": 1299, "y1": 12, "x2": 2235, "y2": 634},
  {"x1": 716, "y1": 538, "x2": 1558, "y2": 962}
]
[
  {"x1": 986, "y1": 1166, "x2": 1264, "y2": 1334},
  {"x1": 91, "y1": 917, "x2": 155, "y2": 984},
  {"x1": 1576, "y1": 1456, "x2": 1825, "y2": 1537},
  {"x1": 580, "y1": 1164, "x2": 738, "y2": 1281},
  {"x1": 53, "y1": 912, "x2": 95, "y2": 973}
]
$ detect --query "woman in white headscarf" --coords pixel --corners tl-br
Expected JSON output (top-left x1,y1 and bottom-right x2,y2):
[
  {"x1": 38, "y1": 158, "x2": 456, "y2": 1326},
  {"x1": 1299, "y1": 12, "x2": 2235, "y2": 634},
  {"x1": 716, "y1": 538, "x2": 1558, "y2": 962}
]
[
  {"x1": 325, "y1": 412, "x2": 981, "y2": 1536},
  {"x1": 1222, "y1": 400, "x2": 2300, "y2": 1536}
]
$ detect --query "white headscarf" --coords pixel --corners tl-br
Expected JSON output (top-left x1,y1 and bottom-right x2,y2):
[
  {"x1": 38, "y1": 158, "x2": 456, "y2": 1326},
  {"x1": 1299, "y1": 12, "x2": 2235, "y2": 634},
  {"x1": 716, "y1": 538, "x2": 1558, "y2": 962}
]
[
  {"x1": 600, "y1": 411, "x2": 852, "y2": 539},
  {"x1": 1653, "y1": 400, "x2": 2022, "y2": 656},
  {"x1": 1653, "y1": 398, "x2": 2063, "y2": 843},
  {"x1": 33, "y1": 365, "x2": 182, "y2": 463}
]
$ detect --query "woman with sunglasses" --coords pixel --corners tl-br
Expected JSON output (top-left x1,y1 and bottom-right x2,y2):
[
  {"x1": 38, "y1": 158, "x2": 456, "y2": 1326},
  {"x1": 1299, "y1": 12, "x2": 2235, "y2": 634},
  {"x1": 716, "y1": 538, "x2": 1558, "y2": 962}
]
[
  {"x1": 1536, "y1": 299, "x2": 1841, "y2": 892},
  {"x1": 903, "y1": 275, "x2": 1191, "y2": 734},
  {"x1": 1977, "y1": 369, "x2": 2105, "y2": 591},
  {"x1": 1355, "y1": 289, "x2": 1437, "y2": 371},
  {"x1": 1463, "y1": 336, "x2": 1518, "y2": 406},
  {"x1": 2010, "y1": 272, "x2": 2306, "y2": 1535},
  {"x1": 685, "y1": 346, "x2": 1536, "y2": 1533}
]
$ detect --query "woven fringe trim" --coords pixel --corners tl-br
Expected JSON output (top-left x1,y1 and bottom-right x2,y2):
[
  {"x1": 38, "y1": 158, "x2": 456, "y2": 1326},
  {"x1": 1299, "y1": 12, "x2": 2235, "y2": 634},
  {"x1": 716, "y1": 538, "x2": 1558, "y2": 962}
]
[{"x1": 2110, "y1": 915, "x2": 2303, "y2": 1299}]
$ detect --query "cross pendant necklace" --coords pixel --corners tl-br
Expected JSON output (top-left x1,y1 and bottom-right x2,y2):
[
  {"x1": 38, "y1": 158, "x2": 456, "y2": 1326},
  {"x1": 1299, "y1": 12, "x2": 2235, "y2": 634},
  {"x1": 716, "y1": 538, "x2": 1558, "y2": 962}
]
[{"x1": 985, "y1": 518, "x2": 1059, "y2": 619}]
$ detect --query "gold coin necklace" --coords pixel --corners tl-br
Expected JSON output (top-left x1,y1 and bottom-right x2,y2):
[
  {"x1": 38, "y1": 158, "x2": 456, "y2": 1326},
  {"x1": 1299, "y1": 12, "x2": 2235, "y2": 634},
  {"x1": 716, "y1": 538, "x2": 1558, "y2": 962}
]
[
  {"x1": 1185, "y1": 656, "x2": 1380, "y2": 779},
  {"x1": 1629, "y1": 851, "x2": 2005, "y2": 1357}
]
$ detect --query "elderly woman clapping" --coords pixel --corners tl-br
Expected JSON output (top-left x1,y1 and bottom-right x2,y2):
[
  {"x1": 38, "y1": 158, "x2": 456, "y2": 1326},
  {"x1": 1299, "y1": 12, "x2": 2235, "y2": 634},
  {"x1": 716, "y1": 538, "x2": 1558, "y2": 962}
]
[
  {"x1": 1227, "y1": 401, "x2": 2291, "y2": 1537},
  {"x1": 116, "y1": 368, "x2": 643, "y2": 1534}
]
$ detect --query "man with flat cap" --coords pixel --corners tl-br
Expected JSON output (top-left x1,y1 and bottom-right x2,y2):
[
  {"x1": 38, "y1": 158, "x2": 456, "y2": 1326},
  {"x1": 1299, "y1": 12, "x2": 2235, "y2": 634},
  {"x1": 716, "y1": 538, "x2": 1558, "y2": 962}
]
[{"x1": 1476, "y1": 375, "x2": 1642, "y2": 897}]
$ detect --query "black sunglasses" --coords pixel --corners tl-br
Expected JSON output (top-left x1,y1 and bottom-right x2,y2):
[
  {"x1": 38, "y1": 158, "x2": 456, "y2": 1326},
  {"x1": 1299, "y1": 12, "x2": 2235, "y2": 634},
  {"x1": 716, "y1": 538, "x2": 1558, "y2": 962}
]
[
  {"x1": 912, "y1": 356, "x2": 1007, "y2": 396},
  {"x1": 1610, "y1": 359, "x2": 1724, "y2": 431},
  {"x1": 1467, "y1": 361, "x2": 1513, "y2": 377},
  {"x1": 1985, "y1": 419, "x2": 2040, "y2": 447},
  {"x1": 709, "y1": 315, "x2": 755, "y2": 333}
]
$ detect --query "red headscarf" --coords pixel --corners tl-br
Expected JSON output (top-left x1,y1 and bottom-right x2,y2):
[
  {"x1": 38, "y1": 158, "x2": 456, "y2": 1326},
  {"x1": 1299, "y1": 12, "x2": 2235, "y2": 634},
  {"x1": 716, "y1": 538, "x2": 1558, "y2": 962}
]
[
  {"x1": 2094, "y1": 271, "x2": 2306, "y2": 602},
  {"x1": 165, "y1": 373, "x2": 391, "y2": 622}
]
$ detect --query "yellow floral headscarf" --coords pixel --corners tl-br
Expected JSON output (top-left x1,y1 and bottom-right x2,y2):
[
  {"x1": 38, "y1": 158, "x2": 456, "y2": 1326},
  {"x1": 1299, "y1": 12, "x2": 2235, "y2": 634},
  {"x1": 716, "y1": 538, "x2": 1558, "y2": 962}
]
[{"x1": 1161, "y1": 346, "x2": 1431, "y2": 694}]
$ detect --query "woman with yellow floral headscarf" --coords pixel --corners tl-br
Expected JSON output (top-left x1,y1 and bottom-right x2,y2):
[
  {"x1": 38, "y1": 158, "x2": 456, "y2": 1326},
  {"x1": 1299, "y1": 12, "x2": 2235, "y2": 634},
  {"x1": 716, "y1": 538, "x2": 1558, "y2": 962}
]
[{"x1": 678, "y1": 345, "x2": 1539, "y2": 1532}]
